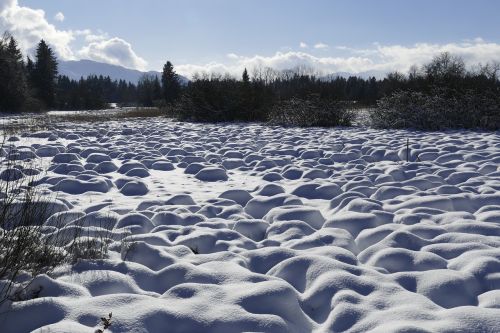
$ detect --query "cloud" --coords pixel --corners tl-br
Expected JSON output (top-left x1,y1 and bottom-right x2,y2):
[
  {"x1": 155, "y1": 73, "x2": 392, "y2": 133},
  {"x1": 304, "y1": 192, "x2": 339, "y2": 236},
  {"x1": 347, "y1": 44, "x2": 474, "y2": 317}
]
[
  {"x1": 314, "y1": 42, "x2": 329, "y2": 49},
  {"x1": 175, "y1": 39, "x2": 500, "y2": 79},
  {"x1": 0, "y1": 0, "x2": 74, "y2": 58},
  {"x1": 226, "y1": 53, "x2": 240, "y2": 60},
  {"x1": 54, "y1": 11, "x2": 64, "y2": 22},
  {"x1": 0, "y1": 0, "x2": 147, "y2": 70},
  {"x1": 0, "y1": 0, "x2": 14, "y2": 12},
  {"x1": 299, "y1": 42, "x2": 308, "y2": 49},
  {"x1": 78, "y1": 37, "x2": 147, "y2": 70}
]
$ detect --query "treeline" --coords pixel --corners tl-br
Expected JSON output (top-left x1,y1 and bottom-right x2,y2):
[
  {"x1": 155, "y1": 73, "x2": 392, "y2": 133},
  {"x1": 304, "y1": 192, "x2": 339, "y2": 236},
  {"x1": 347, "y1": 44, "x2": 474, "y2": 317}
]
[
  {"x1": 2, "y1": 32, "x2": 499, "y2": 129},
  {"x1": 170, "y1": 53, "x2": 500, "y2": 129},
  {"x1": 0, "y1": 33, "x2": 143, "y2": 112},
  {"x1": 0, "y1": 33, "x2": 181, "y2": 112},
  {"x1": 172, "y1": 69, "x2": 384, "y2": 123},
  {"x1": 56, "y1": 76, "x2": 137, "y2": 110},
  {"x1": 371, "y1": 53, "x2": 500, "y2": 130},
  {"x1": 0, "y1": 32, "x2": 387, "y2": 115},
  {"x1": 1, "y1": 33, "x2": 62, "y2": 112}
]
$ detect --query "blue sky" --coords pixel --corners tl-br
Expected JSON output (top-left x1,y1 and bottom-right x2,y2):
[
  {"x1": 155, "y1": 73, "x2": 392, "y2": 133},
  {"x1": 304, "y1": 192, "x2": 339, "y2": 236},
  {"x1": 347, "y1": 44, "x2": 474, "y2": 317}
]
[{"x1": 3, "y1": 0, "x2": 500, "y2": 77}]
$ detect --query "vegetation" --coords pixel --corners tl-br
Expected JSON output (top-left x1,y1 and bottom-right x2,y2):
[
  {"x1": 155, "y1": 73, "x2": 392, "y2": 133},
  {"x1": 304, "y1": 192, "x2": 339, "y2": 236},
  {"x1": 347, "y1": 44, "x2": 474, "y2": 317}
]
[
  {"x1": 269, "y1": 98, "x2": 355, "y2": 127},
  {"x1": 32, "y1": 40, "x2": 58, "y2": 108},
  {"x1": 1, "y1": 31, "x2": 499, "y2": 129},
  {"x1": 171, "y1": 53, "x2": 499, "y2": 129},
  {"x1": 137, "y1": 74, "x2": 161, "y2": 107},
  {"x1": 95, "y1": 312, "x2": 113, "y2": 333},
  {"x1": 173, "y1": 72, "x2": 273, "y2": 122},
  {"x1": 0, "y1": 130, "x2": 132, "y2": 305},
  {"x1": 56, "y1": 75, "x2": 138, "y2": 110},
  {"x1": 371, "y1": 53, "x2": 500, "y2": 130},
  {"x1": 162, "y1": 61, "x2": 181, "y2": 105},
  {"x1": 0, "y1": 34, "x2": 29, "y2": 113}
]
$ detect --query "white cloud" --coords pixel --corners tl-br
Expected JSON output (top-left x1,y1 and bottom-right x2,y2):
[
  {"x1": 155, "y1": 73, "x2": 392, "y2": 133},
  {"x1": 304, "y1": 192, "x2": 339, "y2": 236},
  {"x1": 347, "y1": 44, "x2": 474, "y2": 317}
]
[
  {"x1": 226, "y1": 53, "x2": 240, "y2": 60},
  {"x1": 0, "y1": 0, "x2": 147, "y2": 70},
  {"x1": 0, "y1": 0, "x2": 14, "y2": 12},
  {"x1": 54, "y1": 11, "x2": 64, "y2": 22},
  {"x1": 0, "y1": 0, "x2": 74, "y2": 59},
  {"x1": 175, "y1": 40, "x2": 500, "y2": 79},
  {"x1": 314, "y1": 42, "x2": 329, "y2": 49},
  {"x1": 2, "y1": 0, "x2": 500, "y2": 78},
  {"x1": 78, "y1": 37, "x2": 147, "y2": 70}
]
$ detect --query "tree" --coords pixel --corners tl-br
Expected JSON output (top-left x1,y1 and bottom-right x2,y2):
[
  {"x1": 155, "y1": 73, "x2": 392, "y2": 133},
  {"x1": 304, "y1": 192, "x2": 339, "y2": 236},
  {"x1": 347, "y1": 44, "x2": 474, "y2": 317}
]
[
  {"x1": 161, "y1": 61, "x2": 181, "y2": 104},
  {"x1": 153, "y1": 76, "x2": 162, "y2": 102},
  {"x1": 242, "y1": 68, "x2": 250, "y2": 84},
  {"x1": 7, "y1": 37, "x2": 23, "y2": 64},
  {"x1": 34, "y1": 40, "x2": 58, "y2": 108},
  {"x1": 26, "y1": 56, "x2": 35, "y2": 86},
  {"x1": 0, "y1": 34, "x2": 27, "y2": 112},
  {"x1": 424, "y1": 52, "x2": 465, "y2": 87},
  {"x1": 138, "y1": 74, "x2": 159, "y2": 107}
]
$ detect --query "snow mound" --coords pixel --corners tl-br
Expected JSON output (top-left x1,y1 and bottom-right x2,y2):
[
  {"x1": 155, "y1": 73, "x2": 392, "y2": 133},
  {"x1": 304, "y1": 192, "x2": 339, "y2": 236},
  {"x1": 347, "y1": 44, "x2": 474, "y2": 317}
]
[
  {"x1": 195, "y1": 167, "x2": 228, "y2": 182},
  {"x1": 120, "y1": 180, "x2": 149, "y2": 196},
  {"x1": 2, "y1": 120, "x2": 500, "y2": 332}
]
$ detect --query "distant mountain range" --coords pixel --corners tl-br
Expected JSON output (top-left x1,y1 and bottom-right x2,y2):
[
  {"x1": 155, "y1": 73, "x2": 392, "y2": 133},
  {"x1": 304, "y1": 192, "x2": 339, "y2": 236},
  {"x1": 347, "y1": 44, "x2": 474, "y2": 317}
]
[
  {"x1": 58, "y1": 59, "x2": 189, "y2": 84},
  {"x1": 321, "y1": 70, "x2": 387, "y2": 80}
]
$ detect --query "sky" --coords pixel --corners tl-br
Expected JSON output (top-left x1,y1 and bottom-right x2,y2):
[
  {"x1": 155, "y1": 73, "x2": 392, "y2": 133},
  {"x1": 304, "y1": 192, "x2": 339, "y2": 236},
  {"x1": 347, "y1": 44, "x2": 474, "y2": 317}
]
[{"x1": 1, "y1": 0, "x2": 500, "y2": 78}]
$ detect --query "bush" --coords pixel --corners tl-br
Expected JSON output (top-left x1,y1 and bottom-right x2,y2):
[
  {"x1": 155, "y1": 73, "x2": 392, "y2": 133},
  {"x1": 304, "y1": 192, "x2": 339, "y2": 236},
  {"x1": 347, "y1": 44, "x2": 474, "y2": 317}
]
[
  {"x1": 172, "y1": 77, "x2": 273, "y2": 122},
  {"x1": 371, "y1": 90, "x2": 500, "y2": 130},
  {"x1": 0, "y1": 153, "x2": 67, "y2": 303},
  {"x1": 459, "y1": 90, "x2": 500, "y2": 130},
  {"x1": 268, "y1": 97, "x2": 355, "y2": 127},
  {"x1": 0, "y1": 137, "x2": 128, "y2": 305}
]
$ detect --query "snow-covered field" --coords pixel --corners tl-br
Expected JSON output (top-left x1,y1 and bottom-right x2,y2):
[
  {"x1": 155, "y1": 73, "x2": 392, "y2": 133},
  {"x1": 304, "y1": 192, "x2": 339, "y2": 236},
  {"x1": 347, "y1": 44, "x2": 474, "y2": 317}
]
[{"x1": 1, "y1": 118, "x2": 500, "y2": 332}]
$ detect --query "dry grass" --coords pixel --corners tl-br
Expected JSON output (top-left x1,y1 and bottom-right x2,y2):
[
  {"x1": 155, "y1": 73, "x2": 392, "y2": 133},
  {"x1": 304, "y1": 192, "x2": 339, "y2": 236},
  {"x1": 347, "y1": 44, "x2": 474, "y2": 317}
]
[
  {"x1": 0, "y1": 107, "x2": 166, "y2": 135},
  {"x1": 48, "y1": 107, "x2": 165, "y2": 123}
]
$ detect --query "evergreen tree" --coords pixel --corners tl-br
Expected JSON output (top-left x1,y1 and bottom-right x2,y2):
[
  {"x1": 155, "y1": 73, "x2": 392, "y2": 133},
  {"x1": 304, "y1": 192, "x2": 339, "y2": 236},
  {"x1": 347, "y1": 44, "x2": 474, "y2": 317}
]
[
  {"x1": 138, "y1": 74, "x2": 157, "y2": 107},
  {"x1": 242, "y1": 68, "x2": 250, "y2": 84},
  {"x1": 161, "y1": 61, "x2": 181, "y2": 104},
  {"x1": 34, "y1": 40, "x2": 58, "y2": 108},
  {"x1": 7, "y1": 37, "x2": 23, "y2": 64},
  {"x1": 26, "y1": 56, "x2": 35, "y2": 86},
  {"x1": 0, "y1": 34, "x2": 27, "y2": 112},
  {"x1": 153, "y1": 76, "x2": 162, "y2": 102}
]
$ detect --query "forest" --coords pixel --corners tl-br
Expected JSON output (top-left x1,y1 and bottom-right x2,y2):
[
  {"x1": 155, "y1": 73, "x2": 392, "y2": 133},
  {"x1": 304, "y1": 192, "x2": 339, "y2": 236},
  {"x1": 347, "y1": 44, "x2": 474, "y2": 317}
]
[{"x1": 1, "y1": 33, "x2": 499, "y2": 129}]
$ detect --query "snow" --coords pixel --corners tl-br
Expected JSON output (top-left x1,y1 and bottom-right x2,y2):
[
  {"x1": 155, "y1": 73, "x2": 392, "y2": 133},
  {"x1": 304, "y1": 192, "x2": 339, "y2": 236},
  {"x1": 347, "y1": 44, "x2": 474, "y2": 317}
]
[{"x1": 1, "y1": 119, "x2": 500, "y2": 332}]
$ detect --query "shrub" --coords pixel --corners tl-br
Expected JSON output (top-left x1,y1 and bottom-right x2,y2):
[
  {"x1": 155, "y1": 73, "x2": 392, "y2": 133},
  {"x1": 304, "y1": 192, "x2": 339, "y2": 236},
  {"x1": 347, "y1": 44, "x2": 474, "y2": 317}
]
[
  {"x1": 0, "y1": 151, "x2": 67, "y2": 304},
  {"x1": 268, "y1": 97, "x2": 355, "y2": 127},
  {"x1": 459, "y1": 90, "x2": 500, "y2": 130},
  {"x1": 0, "y1": 137, "x2": 128, "y2": 305},
  {"x1": 173, "y1": 77, "x2": 273, "y2": 122},
  {"x1": 371, "y1": 91, "x2": 446, "y2": 130},
  {"x1": 371, "y1": 90, "x2": 500, "y2": 130}
]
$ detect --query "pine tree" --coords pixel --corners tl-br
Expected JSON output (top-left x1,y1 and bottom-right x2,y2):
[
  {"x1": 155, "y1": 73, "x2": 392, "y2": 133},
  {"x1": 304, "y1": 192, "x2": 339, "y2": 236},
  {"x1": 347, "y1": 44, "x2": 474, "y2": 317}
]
[
  {"x1": 161, "y1": 61, "x2": 181, "y2": 105},
  {"x1": 34, "y1": 40, "x2": 58, "y2": 108},
  {"x1": 7, "y1": 37, "x2": 23, "y2": 64},
  {"x1": 153, "y1": 76, "x2": 162, "y2": 102},
  {"x1": 0, "y1": 34, "x2": 28, "y2": 112},
  {"x1": 242, "y1": 68, "x2": 250, "y2": 84},
  {"x1": 138, "y1": 74, "x2": 156, "y2": 107},
  {"x1": 26, "y1": 56, "x2": 35, "y2": 85}
]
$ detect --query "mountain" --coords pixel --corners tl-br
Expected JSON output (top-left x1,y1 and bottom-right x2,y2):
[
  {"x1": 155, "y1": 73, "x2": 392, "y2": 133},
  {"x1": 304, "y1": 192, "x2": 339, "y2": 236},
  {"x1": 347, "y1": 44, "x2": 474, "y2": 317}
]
[
  {"x1": 320, "y1": 70, "x2": 387, "y2": 81},
  {"x1": 58, "y1": 59, "x2": 189, "y2": 84}
]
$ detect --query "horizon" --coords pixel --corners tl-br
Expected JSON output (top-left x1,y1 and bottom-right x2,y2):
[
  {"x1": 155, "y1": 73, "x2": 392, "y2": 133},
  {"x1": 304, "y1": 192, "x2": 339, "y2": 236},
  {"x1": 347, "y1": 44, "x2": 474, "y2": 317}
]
[{"x1": 2, "y1": 0, "x2": 500, "y2": 78}]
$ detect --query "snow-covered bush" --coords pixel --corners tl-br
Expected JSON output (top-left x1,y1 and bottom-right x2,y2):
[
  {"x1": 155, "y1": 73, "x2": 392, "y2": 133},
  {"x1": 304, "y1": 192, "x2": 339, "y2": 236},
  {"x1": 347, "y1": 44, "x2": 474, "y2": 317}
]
[
  {"x1": 268, "y1": 97, "x2": 355, "y2": 127},
  {"x1": 371, "y1": 90, "x2": 500, "y2": 130},
  {"x1": 0, "y1": 136, "x2": 124, "y2": 305},
  {"x1": 0, "y1": 164, "x2": 66, "y2": 303}
]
